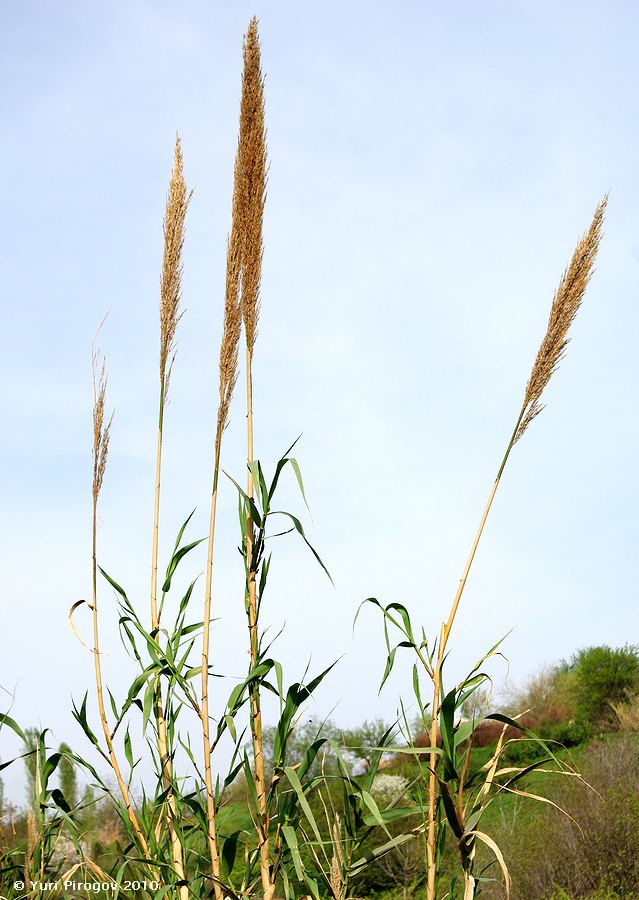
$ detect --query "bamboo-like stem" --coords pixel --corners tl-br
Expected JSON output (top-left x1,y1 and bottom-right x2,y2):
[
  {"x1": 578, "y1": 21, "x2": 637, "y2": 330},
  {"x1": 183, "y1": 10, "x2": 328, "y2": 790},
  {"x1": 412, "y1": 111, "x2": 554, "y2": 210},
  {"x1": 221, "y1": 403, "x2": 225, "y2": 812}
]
[
  {"x1": 463, "y1": 873, "x2": 476, "y2": 900},
  {"x1": 92, "y1": 501, "x2": 152, "y2": 858},
  {"x1": 151, "y1": 137, "x2": 191, "y2": 900},
  {"x1": 425, "y1": 197, "x2": 606, "y2": 900},
  {"x1": 200, "y1": 54, "x2": 244, "y2": 894},
  {"x1": 235, "y1": 17, "x2": 272, "y2": 899},
  {"x1": 425, "y1": 620, "x2": 444, "y2": 898},
  {"x1": 90, "y1": 355, "x2": 156, "y2": 872},
  {"x1": 442, "y1": 445, "x2": 513, "y2": 652},
  {"x1": 201, "y1": 436, "x2": 224, "y2": 900},
  {"x1": 426, "y1": 423, "x2": 519, "y2": 897},
  {"x1": 426, "y1": 477, "x2": 504, "y2": 896},
  {"x1": 151, "y1": 421, "x2": 187, "y2": 898},
  {"x1": 245, "y1": 351, "x2": 273, "y2": 900},
  {"x1": 150, "y1": 390, "x2": 164, "y2": 631},
  {"x1": 152, "y1": 377, "x2": 189, "y2": 900}
]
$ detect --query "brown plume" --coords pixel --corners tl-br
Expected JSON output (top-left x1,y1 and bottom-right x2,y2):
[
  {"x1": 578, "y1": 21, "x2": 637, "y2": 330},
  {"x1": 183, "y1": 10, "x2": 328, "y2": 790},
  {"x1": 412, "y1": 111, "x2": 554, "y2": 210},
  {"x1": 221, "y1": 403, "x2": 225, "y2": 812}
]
[
  {"x1": 237, "y1": 16, "x2": 267, "y2": 357},
  {"x1": 159, "y1": 135, "x2": 192, "y2": 394},
  {"x1": 218, "y1": 151, "x2": 243, "y2": 434},
  {"x1": 516, "y1": 195, "x2": 608, "y2": 442},
  {"x1": 92, "y1": 350, "x2": 113, "y2": 503}
]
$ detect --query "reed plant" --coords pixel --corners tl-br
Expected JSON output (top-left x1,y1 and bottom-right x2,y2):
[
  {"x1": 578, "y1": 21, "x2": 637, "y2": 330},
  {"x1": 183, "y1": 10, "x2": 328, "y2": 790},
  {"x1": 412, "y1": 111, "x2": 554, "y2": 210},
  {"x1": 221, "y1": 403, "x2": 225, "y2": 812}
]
[
  {"x1": 67, "y1": 17, "x2": 333, "y2": 900},
  {"x1": 0, "y1": 17, "x2": 611, "y2": 900},
  {"x1": 150, "y1": 135, "x2": 192, "y2": 900},
  {"x1": 358, "y1": 196, "x2": 608, "y2": 899},
  {"x1": 234, "y1": 19, "x2": 271, "y2": 899}
]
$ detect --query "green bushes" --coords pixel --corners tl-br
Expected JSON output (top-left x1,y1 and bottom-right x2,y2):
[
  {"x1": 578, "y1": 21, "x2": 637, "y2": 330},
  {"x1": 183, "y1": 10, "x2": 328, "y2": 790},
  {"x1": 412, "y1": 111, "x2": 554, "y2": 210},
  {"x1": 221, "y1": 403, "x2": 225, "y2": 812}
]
[
  {"x1": 543, "y1": 718, "x2": 593, "y2": 749},
  {"x1": 500, "y1": 645, "x2": 639, "y2": 758},
  {"x1": 570, "y1": 645, "x2": 639, "y2": 730}
]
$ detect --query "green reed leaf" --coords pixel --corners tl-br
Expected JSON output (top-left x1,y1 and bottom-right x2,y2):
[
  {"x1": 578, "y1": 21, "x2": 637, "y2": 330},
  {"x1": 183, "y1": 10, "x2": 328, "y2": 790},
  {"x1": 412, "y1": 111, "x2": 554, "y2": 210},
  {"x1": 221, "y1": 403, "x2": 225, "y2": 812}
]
[{"x1": 0, "y1": 712, "x2": 25, "y2": 742}]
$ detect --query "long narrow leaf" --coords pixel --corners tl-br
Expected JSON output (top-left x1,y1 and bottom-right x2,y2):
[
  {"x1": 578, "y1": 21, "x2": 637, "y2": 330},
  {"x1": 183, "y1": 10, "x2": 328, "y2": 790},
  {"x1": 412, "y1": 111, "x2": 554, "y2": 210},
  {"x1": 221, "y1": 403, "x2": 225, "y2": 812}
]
[{"x1": 0, "y1": 712, "x2": 25, "y2": 742}]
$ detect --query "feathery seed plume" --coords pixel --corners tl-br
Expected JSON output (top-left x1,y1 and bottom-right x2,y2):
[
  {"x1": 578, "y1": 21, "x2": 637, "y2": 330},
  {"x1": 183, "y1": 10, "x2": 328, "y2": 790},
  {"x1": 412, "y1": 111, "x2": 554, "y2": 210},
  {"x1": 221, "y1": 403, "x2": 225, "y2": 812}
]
[
  {"x1": 330, "y1": 819, "x2": 344, "y2": 900},
  {"x1": 515, "y1": 194, "x2": 607, "y2": 442},
  {"x1": 237, "y1": 16, "x2": 267, "y2": 356},
  {"x1": 218, "y1": 152, "x2": 243, "y2": 434},
  {"x1": 27, "y1": 809, "x2": 36, "y2": 862},
  {"x1": 92, "y1": 351, "x2": 113, "y2": 503},
  {"x1": 159, "y1": 135, "x2": 192, "y2": 393}
]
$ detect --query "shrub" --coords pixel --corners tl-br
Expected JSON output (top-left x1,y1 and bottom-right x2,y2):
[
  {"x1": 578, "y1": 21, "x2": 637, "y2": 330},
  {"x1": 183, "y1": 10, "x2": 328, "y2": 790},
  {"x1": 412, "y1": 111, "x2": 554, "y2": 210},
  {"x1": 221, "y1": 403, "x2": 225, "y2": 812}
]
[
  {"x1": 545, "y1": 718, "x2": 592, "y2": 748},
  {"x1": 570, "y1": 645, "x2": 639, "y2": 730}
]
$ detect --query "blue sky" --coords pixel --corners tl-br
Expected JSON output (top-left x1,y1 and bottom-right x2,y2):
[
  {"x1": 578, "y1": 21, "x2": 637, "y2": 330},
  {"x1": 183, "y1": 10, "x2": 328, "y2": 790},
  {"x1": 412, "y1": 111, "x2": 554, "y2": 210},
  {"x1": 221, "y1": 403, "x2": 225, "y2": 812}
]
[{"x1": 1, "y1": 0, "x2": 638, "y2": 805}]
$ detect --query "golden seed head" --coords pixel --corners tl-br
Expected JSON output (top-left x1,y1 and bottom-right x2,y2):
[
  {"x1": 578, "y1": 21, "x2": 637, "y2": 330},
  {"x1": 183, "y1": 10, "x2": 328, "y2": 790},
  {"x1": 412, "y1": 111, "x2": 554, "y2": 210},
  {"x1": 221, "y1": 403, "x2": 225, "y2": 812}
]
[
  {"x1": 27, "y1": 808, "x2": 36, "y2": 859},
  {"x1": 330, "y1": 818, "x2": 344, "y2": 899},
  {"x1": 217, "y1": 153, "x2": 243, "y2": 435},
  {"x1": 92, "y1": 349, "x2": 113, "y2": 503},
  {"x1": 159, "y1": 135, "x2": 192, "y2": 392},
  {"x1": 515, "y1": 194, "x2": 608, "y2": 443},
  {"x1": 237, "y1": 16, "x2": 268, "y2": 357},
  {"x1": 216, "y1": 17, "x2": 267, "y2": 435}
]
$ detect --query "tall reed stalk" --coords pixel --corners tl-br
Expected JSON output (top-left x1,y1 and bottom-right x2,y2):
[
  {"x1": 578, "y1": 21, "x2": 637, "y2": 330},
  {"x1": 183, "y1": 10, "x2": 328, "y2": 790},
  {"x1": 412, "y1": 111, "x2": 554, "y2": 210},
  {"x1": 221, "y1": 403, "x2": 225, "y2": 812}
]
[
  {"x1": 89, "y1": 349, "x2": 153, "y2": 861},
  {"x1": 235, "y1": 18, "x2": 272, "y2": 900},
  {"x1": 425, "y1": 195, "x2": 608, "y2": 900},
  {"x1": 151, "y1": 136, "x2": 191, "y2": 899},
  {"x1": 200, "y1": 130, "x2": 243, "y2": 900}
]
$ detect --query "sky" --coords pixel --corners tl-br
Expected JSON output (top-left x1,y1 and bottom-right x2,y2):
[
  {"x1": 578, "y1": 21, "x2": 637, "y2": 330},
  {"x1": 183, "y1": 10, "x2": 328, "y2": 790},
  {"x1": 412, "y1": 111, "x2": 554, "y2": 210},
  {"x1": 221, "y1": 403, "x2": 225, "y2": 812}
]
[{"x1": 1, "y1": 0, "x2": 638, "y2": 806}]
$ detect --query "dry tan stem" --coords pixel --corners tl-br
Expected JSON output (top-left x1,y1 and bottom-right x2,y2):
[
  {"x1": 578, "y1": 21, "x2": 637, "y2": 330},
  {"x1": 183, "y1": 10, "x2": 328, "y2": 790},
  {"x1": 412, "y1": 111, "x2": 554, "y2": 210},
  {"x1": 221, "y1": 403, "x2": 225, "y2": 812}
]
[
  {"x1": 245, "y1": 351, "x2": 273, "y2": 900},
  {"x1": 91, "y1": 354, "x2": 156, "y2": 871},
  {"x1": 463, "y1": 872, "x2": 476, "y2": 900},
  {"x1": 92, "y1": 505, "x2": 153, "y2": 861},
  {"x1": 200, "y1": 435, "x2": 224, "y2": 900}
]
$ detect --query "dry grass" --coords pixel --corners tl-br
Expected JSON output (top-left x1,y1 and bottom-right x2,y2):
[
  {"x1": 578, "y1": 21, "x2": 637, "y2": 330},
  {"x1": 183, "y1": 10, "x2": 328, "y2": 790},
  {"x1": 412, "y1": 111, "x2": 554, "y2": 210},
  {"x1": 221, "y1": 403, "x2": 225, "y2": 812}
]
[
  {"x1": 612, "y1": 696, "x2": 639, "y2": 731},
  {"x1": 480, "y1": 734, "x2": 639, "y2": 899}
]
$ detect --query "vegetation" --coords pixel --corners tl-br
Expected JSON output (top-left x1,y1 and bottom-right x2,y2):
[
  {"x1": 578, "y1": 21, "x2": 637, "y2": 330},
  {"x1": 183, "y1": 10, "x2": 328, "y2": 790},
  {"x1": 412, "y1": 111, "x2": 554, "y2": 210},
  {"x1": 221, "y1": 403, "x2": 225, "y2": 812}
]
[
  {"x1": 478, "y1": 733, "x2": 639, "y2": 899},
  {"x1": 4, "y1": 674, "x2": 639, "y2": 899},
  {"x1": 0, "y1": 15, "x2": 630, "y2": 900},
  {"x1": 570, "y1": 645, "x2": 639, "y2": 731}
]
